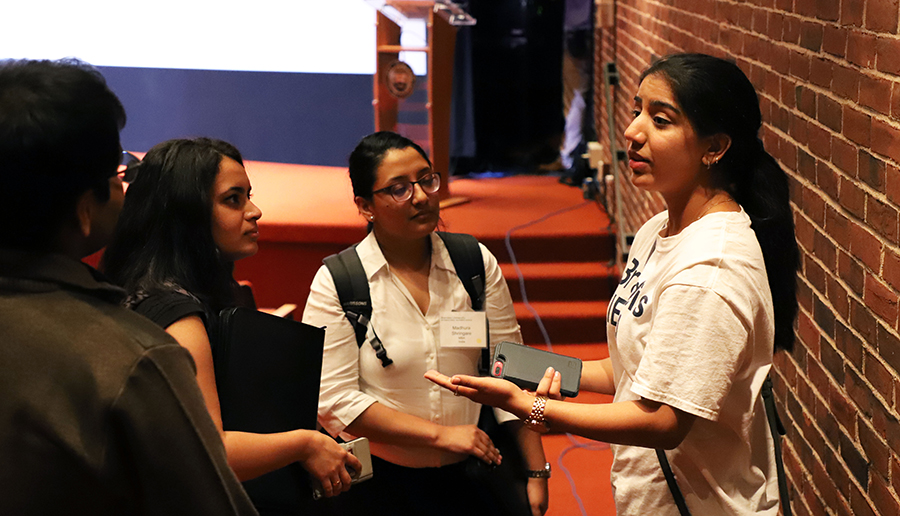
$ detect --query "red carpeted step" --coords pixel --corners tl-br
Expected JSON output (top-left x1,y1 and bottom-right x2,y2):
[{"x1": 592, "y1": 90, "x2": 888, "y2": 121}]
[
  {"x1": 515, "y1": 300, "x2": 608, "y2": 344},
  {"x1": 479, "y1": 233, "x2": 616, "y2": 264},
  {"x1": 501, "y1": 261, "x2": 618, "y2": 302}
]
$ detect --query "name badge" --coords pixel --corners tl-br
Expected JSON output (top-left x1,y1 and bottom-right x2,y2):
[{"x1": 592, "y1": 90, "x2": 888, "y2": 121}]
[{"x1": 440, "y1": 311, "x2": 487, "y2": 348}]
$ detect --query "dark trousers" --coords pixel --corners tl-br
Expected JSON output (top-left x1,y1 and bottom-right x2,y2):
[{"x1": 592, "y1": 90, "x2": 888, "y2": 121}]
[{"x1": 327, "y1": 455, "x2": 515, "y2": 516}]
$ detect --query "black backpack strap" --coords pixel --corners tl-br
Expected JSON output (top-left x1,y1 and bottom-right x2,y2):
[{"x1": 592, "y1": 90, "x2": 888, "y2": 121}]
[
  {"x1": 762, "y1": 375, "x2": 792, "y2": 516},
  {"x1": 656, "y1": 449, "x2": 691, "y2": 516},
  {"x1": 437, "y1": 232, "x2": 489, "y2": 373},
  {"x1": 323, "y1": 245, "x2": 393, "y2": 367},
  {"x1": 437, "y1": 231, "x2": 486, "y2": 310},
  {"x1": 657, "y1": 376, "x2": 792, "y2": 516}
]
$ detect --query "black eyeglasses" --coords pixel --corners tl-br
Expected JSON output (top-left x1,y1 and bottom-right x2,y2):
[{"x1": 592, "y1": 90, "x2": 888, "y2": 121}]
[
  {"x1": 372, "y1": 172, "x2": 440, "y2": 202},
  {"x1": 118, "y1": 151, "x2": 141, "y2": 183}
]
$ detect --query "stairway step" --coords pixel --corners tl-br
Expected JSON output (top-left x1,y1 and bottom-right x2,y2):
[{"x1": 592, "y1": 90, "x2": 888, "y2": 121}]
[
  {"x1": 480, "y1": 233, "x2": 616, "y2": 264},
  {"x1": 501, "y1": 261, "x2": 618, "y2": 301},
  {"x1": 515, "y1": 300, "x2": 608, "y2": 344}
]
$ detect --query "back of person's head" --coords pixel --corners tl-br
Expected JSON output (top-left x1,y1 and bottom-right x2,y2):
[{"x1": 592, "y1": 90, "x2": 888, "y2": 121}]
[
  {"x1": 348, "y1": 131, "x2": 431, "y2": 199},
  {"x1": 102, "y1": 137, "x2": 243, "y2": 309},
  {"x1": 0, "y1": 58, "x2": 126, "y2": 251},
  {"x1": 642, "y1": 53, "x2": 799, "y2": 352}
]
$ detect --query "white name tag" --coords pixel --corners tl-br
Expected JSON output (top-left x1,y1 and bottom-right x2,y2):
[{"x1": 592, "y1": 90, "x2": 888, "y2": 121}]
[{"x1": 440, "y1": 311, "x2": 487, "y2": 348}]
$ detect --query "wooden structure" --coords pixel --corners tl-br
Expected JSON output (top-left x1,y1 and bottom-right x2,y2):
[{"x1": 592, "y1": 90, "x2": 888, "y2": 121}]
[{"x1": 372, "y1": 1, "x2": 472, "y2": 204}]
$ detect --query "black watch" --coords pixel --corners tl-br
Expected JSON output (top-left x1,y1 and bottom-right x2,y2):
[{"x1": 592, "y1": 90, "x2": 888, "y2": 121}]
[{"x1": 527, "y1": 462, "x2": 551, "y2": 479}]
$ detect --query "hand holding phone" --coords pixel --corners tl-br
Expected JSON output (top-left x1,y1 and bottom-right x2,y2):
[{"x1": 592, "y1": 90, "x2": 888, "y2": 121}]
[
  {"x1": 312, "y1": 437, "x2": 374, "y2": 500},
  {"x1": 490, "y1": 341, "x2": 582, "y2": 398}
]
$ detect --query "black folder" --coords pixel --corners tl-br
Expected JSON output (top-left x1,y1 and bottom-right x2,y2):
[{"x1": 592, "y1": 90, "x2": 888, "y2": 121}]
[{"x1": 214, "y1": 306, "x2": 325, "y2": 514}]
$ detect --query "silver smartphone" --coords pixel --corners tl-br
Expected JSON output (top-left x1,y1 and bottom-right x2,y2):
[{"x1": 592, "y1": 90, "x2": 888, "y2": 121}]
[{"x1": 312, "y1": 437, "x2": 374, "y2": 500}]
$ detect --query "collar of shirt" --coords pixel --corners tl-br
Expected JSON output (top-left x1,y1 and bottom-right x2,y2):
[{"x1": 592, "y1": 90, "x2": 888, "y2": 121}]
[
  {"x1": 0, "y1": 249, "x2": 125, "y2": 303},
  {"x1": 356, "y1": 231, "x2": 457, "y2": 280}
]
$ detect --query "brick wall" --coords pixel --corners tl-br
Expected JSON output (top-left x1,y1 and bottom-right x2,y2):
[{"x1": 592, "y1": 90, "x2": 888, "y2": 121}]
[{"x1": 593, "y1": 1, "x2": 900, "y2": 514}]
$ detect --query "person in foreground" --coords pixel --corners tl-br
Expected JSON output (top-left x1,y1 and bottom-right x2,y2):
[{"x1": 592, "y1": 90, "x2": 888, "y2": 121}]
[
  {"x1": 0, "y1": 59, "x2": 257, "y2": 514},
  {"x1": 101, "y1": 138, "x2": 360, "y2": 503},
  {"x1": 427, "y1": 53, "x2": 799, "y2": 515},
  {"x1": 303, "y1": 131, "x2": 549, "y2": 515}
]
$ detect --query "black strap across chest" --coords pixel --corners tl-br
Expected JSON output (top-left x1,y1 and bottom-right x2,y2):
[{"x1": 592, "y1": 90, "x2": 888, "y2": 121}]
[{"x1": 323, "y1": 232, "x2": 486, "y2": 368}]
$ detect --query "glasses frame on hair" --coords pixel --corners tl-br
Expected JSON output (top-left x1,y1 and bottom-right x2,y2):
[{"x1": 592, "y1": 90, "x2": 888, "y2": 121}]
[{"x1": 372, "y1": 172, "x2": 440, "y2": 203}]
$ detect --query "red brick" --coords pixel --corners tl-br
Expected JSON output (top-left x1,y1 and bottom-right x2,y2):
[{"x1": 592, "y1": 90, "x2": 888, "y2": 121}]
[
  {"x1": 842, "y1": 0, "x2": 865, "y2": 27},
  {"x1": 818, "y1": 161, "x2": 839, "y2": 200},
  {"x1": 798, "y1": 148, "x2": 817, "y2": 182},
  {"x1": 859, "y1": 150, "x2": 887, "y2": 190},
  {"x1": 809, "y1": 57, "x2": 832, "y2": 89},
  {"x1": 867, "y1": 195, "x2": 900, "y2": 244},
  {"x1": 832, "y1": 137, "x2": 858, "y2": 175},
  {"x1": 767, "y1": 11, "x2": 784, "y2": 41},
  {"x1": 814, "y1": 228, "x2": 838, "y2": 268},
  {"x1": 885, "y1": 249, "x2": 900, "y2": 292},
  {"x1": 839, "y1": 251, "x2": 865, "y2": 296},
  {"x1": 800, "y1": 21, "x2": 825, "y2": 52},
  {"x1": 796, "y1": 210, "x2": 816, "y2": 250},
  {"x1": 884, "y1": 165, "x2": 900, "y2": 204},
  {"x1": 866, "y1": 274, "x2": 899, "y2": 324},
  {"x1": 827, "y1": 205, "x2": 852, "y2": 244},
  {"x1": 791, "y1": 50, "x2": 811, "y2": 81},
  {"x1": 876, "y1": 37, "x2": 900, "y2": 76},
  {"x1": 892, "y1": 83, "x2": 900, "y2": 121},
  {"x1": 798, "y1": 310, "x2": 821, "y2": 350},
  {"x1": 871, "y1": 117, "x2": 900, "y2": 163},
  {"x1": 830, "y1": 381, "x2": 858, "y2": 432},
  {"x1": 849, "y1": 480, "x2": 878, "y2": 516},
  {"x1": 848, "y1": 31, "x2": 877, "y2": 68},
  {"x1": 784, "y1": 15, "x2": 802, "y2": 44},
  {"x1": 808, "y1": 123, "x2": 833, "y2": 160},
  {"x1": 849, "y1": 219, "x2": 883, "y2": 272},
  {"x1": 791, "y1": 117, "x2": 810, "y2": 146},
  {"x1": 833, "y1": 63, "x2": 861, "y2": 102},
  {"x1": 863, "y1": 77, "x2": 894, "y2": 117},
  {"x1": 843, "y1": 106, "x2": 872, "y2": 147},
  {"x1": 803, "y1": 184, "x2": 827, "y2": 225},
  {"x1": 824, "y1": 25, "x2": 849, "y2": 57},
  {"x1": 807, "y1": 255, "x2": 828, "y2": 293},
  {"x1": 829, "y1": 276, "x2": 851, "y2": 319},
  {"x1": 846, "y1": 363, "x2": 875, "y2": 421},
  {"x1": 866, "y1": 0, "x2": 900, "y2": 33},
  {"x1": 817, "y1": 93, "x2": 842, "y2": 131},
  {"x1": 839, "y1": 176, "x2": 866, "y2": 219},
  {"x1": 752, "y1": 7, "x2": 767, "y2": 34},
  {"x1": 870, "y1": 472, "x2": 900, "y2": 516},
  {"x1": 865, "y1": 351, "x2": 895, "y2": 408},
  {"x1": 782, "y1": 76, "x2": 798, "y2": 108}
]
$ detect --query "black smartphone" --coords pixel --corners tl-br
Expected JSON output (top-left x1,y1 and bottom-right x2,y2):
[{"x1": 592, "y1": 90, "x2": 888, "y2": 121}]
[{"x1": 490, "y1": 341, "x2": 582, "y2": 398}]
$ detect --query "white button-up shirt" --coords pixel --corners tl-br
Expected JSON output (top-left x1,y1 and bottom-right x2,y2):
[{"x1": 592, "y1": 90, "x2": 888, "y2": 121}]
[{"x1": 303, "y1": 231, "x2": 522, "y2": 467}]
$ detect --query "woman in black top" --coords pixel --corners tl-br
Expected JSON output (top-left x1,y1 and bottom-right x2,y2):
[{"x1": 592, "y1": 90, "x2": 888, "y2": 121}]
[{"x1": 102, "y1": 137, "x2": 360, "y2": 500}]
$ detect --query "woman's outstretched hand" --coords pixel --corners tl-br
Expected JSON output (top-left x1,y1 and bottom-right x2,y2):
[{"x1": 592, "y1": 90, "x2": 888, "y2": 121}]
[{"x1": 425, "y1": 366, "x2": 565, "y2": 417}]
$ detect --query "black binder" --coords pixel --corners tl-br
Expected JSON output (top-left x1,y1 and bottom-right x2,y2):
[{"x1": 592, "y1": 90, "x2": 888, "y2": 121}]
[{"x1": 214, "y1": 306, "x2": 325, "y2": 514}]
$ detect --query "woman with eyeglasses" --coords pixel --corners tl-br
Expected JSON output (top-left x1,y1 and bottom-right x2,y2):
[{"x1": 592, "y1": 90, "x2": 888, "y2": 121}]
[
  {"x1": 302, "y1": 132, "x2": 549, "y2": 516},
  {"x1": 101, "y1": 138, "x2": 362, "y2": 512}
]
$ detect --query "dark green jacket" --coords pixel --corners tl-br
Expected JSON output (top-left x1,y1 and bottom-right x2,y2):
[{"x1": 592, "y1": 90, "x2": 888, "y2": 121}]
[{"x1": 0, "y1": 250, "x2": 256, "y2": 515}]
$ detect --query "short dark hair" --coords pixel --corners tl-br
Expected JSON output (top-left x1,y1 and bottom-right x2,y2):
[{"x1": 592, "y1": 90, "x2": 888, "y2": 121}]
[
  {"x1": 641, "y1": 53, "x2": 799, "y2": 352},
  {"x1": 101, "y1": 138, "x2": 243, "y2": 310},
  {"x1": 0, "y1": 58, "x2": 126, "y2": 250},
  {"x1": 348, "y1": 131, "x2": 431, "y2": 199}
]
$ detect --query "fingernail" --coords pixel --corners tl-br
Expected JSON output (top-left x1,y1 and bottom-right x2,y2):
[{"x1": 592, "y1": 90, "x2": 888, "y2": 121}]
[
  {"x1": 555, "y1": 371, "x2": 561, "y2": 379},
  {"x1": 546, "y1": 367, "x2": 554, "y2": 375}
]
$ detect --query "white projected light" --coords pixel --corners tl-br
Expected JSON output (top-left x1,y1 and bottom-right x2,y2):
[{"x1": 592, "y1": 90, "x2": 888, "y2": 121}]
[{"x1": 1, "y1": 0, "x2": 378, "y2": 74}]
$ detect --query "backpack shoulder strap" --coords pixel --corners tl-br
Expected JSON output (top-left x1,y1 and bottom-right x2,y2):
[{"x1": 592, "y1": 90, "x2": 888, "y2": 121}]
[
  {"x1": 323, "y1": 245, "x2": 392, "y2": 367},
  {"x1": 437, "y1": 232, "x2": 486, "y2": 311}
]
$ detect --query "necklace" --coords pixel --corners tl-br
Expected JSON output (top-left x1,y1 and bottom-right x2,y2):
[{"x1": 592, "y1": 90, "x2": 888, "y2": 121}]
[{"x1": 696, "y1": 196, "x2": 736, "y2": 220}]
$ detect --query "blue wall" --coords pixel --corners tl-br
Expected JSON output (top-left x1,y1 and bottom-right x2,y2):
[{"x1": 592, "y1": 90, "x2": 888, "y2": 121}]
[{"x1": 98, "y1": 66, "x2": 373, "y2": 166}]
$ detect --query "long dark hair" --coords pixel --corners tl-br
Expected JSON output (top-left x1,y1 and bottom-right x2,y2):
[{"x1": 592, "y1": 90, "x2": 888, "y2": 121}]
[
  {"x1": 348, "y1": 131, "x2": 431, "y2": 199},
  {"x1": 101, "y1": 137, "x2": 243, "y2": 311},
  {"x1": 641, "y1": 53, "x2": 799, "y2": 352}
]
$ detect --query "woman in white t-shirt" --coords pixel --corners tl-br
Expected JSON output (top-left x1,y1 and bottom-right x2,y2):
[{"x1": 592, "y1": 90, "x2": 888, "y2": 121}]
[{"x1": 427, "y1": 53, "x2": 799, "y2": 515}]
